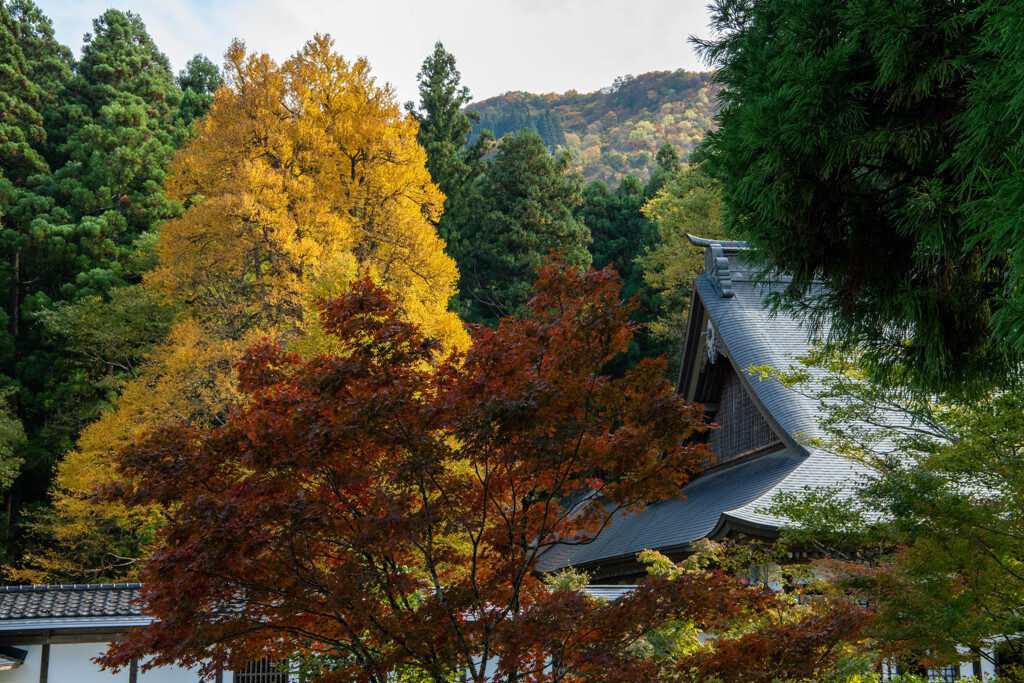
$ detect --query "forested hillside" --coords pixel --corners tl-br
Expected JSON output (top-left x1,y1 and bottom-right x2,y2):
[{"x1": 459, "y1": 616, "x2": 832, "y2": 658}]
[{"x1": 469, "y1": 70, "x2": 717, "y2": 187}]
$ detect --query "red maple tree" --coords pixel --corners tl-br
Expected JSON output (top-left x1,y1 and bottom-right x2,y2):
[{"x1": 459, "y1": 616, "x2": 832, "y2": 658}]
[{"x1": 100, "y1": 264, "x2": 870, "y2": 682}]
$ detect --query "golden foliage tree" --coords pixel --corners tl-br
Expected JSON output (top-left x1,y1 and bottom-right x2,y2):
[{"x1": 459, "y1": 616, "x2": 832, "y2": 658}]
[
  {"x1": 19, "y1": 320, "x2": 246, "y2": 582},
  {"x1": 639, "y1": 167, "x2": 727, "y2": 348},
  {"x1": 23, "y1": 35, "x2": 467, "y2": 582},
  {"x1": 153, "y1": 35, "x2": 464, "y2": 348}
]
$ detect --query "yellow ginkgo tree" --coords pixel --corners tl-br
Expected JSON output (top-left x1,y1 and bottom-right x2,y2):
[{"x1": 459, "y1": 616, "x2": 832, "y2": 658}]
[{"x1": 154, "y1": 35, "x2": 464, "y2": 348}]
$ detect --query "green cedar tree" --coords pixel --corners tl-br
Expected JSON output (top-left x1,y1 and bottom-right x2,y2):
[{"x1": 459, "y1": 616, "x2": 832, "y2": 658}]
[
  {"x1": 406, "y1": 41, "x2": 491, "y2": 248},
  {"x1": 3, "y1": 8, "x2": 185, "y2": 553},
  {"x1": 175, "y1": 54, "x2": 221, "y2": 125},
  {"x1": 577, "y1": 146, "x2": 691, "y2": 374},
  {"x1": 459, "y1": 130, "x2": 590, "y2": 325},
  {"x1": 693, "y1": 0, "x2": 1020, "y2": 394}
]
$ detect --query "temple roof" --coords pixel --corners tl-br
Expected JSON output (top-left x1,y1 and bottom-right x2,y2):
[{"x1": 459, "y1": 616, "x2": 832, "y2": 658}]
[{"x1": 537, "y1": 239, "x2": 870, "y2": 579}]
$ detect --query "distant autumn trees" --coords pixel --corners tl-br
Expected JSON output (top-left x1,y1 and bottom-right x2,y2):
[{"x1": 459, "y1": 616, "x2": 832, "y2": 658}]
[
  {"x1": 25, "y1": 34, "x2": 466, "y2": 581},
  {"x1": 469, "y1": 70, "x2": 716, "y2": 188}
]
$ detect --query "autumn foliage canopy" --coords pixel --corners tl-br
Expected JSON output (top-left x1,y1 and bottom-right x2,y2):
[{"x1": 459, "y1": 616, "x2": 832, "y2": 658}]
[{"x1": 100, "y1": 264, "x2": 868, "y2": 682}]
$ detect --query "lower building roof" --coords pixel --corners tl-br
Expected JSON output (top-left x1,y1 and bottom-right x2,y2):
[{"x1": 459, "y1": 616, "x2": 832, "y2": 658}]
[
  {"x1": 0, "y1": 583, "x2": 143, "y2": 621},
  {"x1": 537, "y1": 449, "x2": 807, "y2": 574}
]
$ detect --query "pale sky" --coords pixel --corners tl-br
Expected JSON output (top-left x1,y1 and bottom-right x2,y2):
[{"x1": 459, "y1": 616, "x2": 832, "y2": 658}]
[{"x1": 36, "y1": 0, "x2": 714, "y2": 105}]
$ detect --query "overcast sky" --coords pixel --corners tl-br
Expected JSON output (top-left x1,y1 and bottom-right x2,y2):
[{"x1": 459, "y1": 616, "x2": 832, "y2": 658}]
[{"x1": 35, "y1": 0, "x2": 714, "y2": 105}]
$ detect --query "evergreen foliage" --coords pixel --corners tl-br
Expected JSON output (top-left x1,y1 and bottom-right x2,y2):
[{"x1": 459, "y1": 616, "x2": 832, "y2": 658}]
[
  {"x1": 405, "y1": 42, "x2": 491, "y2": 248},
  {"x1": 175, "y1": 54, "x2": 221, "y2": 124},
  {"x1": 479, "y1": 101, "x2": 566, "y2": 150},
  {"x1": 0, "y1": 0, "x2": 71, "y2": 551},
  {"x1": 457, "y1": 130, "x2": 590, "y2": 325},
  {"x1": 694, "y1": 0, "x2": 1024, "y2": 393},
  {"x1": 38, "y1": 8, "x2": 183, "y2": 296},
  {"x1": 578, "y1": 176, "x2": 654, "y2": 371},
  {"x1": 0, "y1": 0, "x2": 71, "y2": 186},
  {"x1": 578, "y1": 146, "x2": 692, "y2": 374},
  {"x1": 15, "y1": 7, "x2": 184, "y2": 514},
  {"x1": 0, "y1": 4, "x2": 205, "y2": 563}
]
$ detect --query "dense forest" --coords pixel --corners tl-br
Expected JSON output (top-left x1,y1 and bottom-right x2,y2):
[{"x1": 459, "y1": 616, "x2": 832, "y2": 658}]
[
  {"x1": 469, "y1": 69, "x2": 717, "y2": 187},
  {"x1": 0, "y1": 3, "x2": 722, "y2": 584}
]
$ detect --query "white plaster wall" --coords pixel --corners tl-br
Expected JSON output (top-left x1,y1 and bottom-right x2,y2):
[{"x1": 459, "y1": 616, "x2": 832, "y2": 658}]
[
  {"x1": 47, "y1": 643, "x2": 129, "y2": 681},
  {"x1": 1, "y1": 644, "x2": 45, "y2": 683},
  {"x1": 137, "y1": 656, "x2": 204, "y2": 682},
  {"x1": 0, "y1": 642, "x2": 203, "y2": 682}
]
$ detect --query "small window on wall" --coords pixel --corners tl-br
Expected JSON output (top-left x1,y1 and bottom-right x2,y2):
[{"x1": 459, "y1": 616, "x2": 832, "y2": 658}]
[
  {"x1": 930, "y1": 664, "x2": 960, "y2": 682},
  {"x1": 234, "y1": 659, "x2": 292, "y2": 682}
]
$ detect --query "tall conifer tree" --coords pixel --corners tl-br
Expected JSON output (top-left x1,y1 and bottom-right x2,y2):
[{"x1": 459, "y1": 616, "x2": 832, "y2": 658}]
[
  {"x1": 38, "y1": 8, "x2": 183, "y2": 295},
  {"x1": 175, "y1": 54, "x2": 220, "y2": 125},
  {"x1": 2, "y1": 8, "x2": 184, "y2": 556},
  {"x1": 406, "y1": 42, "x2": 490, "y2": 249},
  {"x1": 459, "y1": 130, "x2": 590, "y2": 324},
  {"x1": 694, "y1": 0, "x2": 1021, "y2": 393}
]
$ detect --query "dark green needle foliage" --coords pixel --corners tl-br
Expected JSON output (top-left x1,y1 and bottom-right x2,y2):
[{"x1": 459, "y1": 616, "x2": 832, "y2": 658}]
[
  {"x1": 38, "y1": 8, "x2": 183, "y2": 293},
  {"x1": 406, "y1": 42, "x2": 491, "y2": 249},
  {"x1": 578, "y1": 176, "x2": 655, "y2": 372},
  {"x1": 0, "y1": 5, "x2": 189, "y2": 556},
  {"x1": 0, "y1": 0, "x2": 73, "y2": 535},
  {"x1": 952, "y1": 3, "x2": 1024, "y2": 368},
  {"x1": 0, "y1": 0, "x2": 71, "y2": 188},
  {"x1": 645, "y1": 143, "x2": 683, "y2": 198},
  {"x1": 176, "y1": 54, "x2": 221, "y2": 125},
  {"x1": 458, "y1": 130, "x2": 591, "y2": 325},
  {"x1": 577, "y1": 146, "x2": 684, "y2": 374},
  {"x1": 694, "y1": 0, "x2": 1023, "y2": 394}
]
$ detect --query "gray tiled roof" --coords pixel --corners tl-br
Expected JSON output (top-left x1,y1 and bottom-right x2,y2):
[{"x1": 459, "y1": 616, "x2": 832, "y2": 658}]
[
  {"x1": 540, "y1": 245, "x2": 871, "y2": 574},
  {"x1": 694, "y1": 258, "x2": 871, "y2": 529},
  {"x1": 0, "y1": 583, "x2": 143, "y2": 620},
  {"x1": 536, "y1": 449, "x2": 806, "y2": 572},
  {"x1": 696, "y1": 268, "x2": 821, "y2": 449}
]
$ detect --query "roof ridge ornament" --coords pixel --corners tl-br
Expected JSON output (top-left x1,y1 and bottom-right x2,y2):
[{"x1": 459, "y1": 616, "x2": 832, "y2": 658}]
[{"x1": 704, "y1": 243, "x2": 735, "y2": 298}]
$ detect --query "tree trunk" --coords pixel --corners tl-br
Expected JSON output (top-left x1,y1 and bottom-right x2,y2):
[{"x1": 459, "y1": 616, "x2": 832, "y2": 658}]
[{"x1": 8, "y1": 251, "x2": 18, "y2": 340}]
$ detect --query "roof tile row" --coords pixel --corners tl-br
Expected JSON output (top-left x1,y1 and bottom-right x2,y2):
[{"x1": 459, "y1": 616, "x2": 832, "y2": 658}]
[{"x1": 0, "y1": 583, "x2": 143, "y2": 620}]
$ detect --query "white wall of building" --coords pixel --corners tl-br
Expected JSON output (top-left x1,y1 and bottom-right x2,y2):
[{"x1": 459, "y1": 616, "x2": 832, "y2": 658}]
[
  {"x1": 2, "y1": 644, "x2": 47, "y2": 683},
  {"x1": 0, "y1": 642, "x2": 206, "y2": 682}
]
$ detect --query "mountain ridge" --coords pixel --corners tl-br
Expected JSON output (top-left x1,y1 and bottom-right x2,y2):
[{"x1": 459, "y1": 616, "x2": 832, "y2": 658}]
[{"x1": 468, "y1": 69, "x2": 718, "y2": 186}]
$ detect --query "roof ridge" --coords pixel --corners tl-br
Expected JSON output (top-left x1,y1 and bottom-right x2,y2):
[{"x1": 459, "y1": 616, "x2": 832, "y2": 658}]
[
  {"x1": 0, "y1": 583, "x2": 143, "y2": 593},
  {"x1": 686, "y1": 233, "x2": 748, "y2": 250}
]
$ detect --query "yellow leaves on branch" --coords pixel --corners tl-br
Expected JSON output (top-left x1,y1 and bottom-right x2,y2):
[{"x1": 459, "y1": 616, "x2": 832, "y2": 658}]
[
  {"x1": 60, "y1": 319, "x2": 244, "y2": 505},
  {"x1": 151, "y1": 34, "x2": 466, "y2": 351},
  {"x1": 25, "y1": 320, "x2": 248, "y2": 582}
]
